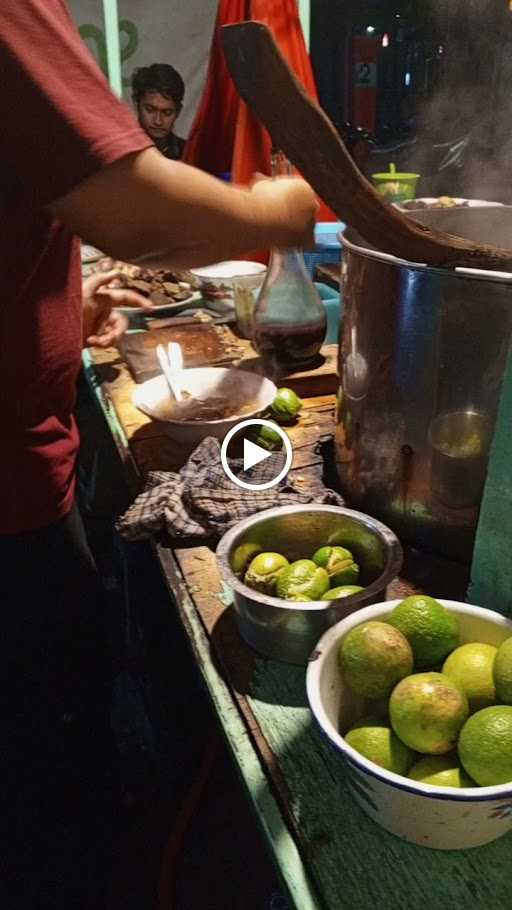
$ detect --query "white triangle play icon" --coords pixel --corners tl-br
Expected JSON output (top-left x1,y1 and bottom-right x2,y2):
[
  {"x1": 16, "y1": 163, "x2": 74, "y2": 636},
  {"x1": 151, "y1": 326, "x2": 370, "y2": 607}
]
[{"x1": 243, "y1": 438, "x2": 272, "y2": 472}]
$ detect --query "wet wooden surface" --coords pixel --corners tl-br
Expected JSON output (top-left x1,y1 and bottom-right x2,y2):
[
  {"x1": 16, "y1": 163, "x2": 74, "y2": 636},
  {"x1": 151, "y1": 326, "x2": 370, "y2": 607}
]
[{"x1": 83, "y1": 339, "x2": 510, "y2": 910}]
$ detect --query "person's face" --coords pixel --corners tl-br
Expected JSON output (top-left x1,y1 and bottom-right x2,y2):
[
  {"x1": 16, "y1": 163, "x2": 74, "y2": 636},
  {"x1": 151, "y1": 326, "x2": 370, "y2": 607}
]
[{"x1": 137, "y1": 90, "x2": 179, "y2": 141}]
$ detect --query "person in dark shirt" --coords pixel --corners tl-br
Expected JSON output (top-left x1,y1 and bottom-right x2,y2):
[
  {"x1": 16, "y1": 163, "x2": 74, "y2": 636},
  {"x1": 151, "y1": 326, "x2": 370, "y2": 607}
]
[{"x1": 132, "y1": 62, "x2": 186, "y2": 160}]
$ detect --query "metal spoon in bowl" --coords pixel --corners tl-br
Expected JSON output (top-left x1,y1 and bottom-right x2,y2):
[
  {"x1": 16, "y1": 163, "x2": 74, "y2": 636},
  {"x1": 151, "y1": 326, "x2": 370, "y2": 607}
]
[{"x1": 156, "y1": 342, "x2": 183, "y2": 402}]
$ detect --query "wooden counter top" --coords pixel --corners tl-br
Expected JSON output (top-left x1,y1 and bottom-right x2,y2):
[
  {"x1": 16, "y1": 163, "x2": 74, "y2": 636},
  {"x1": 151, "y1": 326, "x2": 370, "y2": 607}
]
[{"x1": 82, "y1": 337, "x2": 508, "y2": 910}]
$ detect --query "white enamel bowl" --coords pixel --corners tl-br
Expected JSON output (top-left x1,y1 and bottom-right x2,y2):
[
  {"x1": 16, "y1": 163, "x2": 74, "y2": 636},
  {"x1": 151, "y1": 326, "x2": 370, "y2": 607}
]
[
  {"x1": 306, "y1": 599, "x2": 512, "y2": 850},
  {"x1": 190, "y1": 260, "x2": 267, "y2": 310},
  {"x1": 133, "y1": 366, "x2": 276, "y2": 445}
]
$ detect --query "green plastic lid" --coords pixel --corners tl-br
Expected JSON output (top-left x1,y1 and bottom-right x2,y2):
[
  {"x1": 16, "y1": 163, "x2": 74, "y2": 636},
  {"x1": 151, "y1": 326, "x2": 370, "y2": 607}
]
[{"x1": 371, "y1": 162, "x2": 420, "y2": 182}]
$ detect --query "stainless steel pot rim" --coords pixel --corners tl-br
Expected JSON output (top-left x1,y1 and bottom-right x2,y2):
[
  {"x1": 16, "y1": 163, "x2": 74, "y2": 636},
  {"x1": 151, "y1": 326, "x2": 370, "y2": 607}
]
[
  {"x1": 216, "y1": 503, "x2": 403, "y2": 612},
  {"x1": 339, "y1": 230, "x2": 512, "y2": 284}
]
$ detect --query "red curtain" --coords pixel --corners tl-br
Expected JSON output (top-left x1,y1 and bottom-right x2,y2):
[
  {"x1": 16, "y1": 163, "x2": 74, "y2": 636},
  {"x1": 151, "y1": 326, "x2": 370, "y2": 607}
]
[
  {"x1": 184, "y1": 0, "x2": 334, "y2": 222},
  {"x1": 183, "y1": 0, "x2": 246, "y2": 176}
]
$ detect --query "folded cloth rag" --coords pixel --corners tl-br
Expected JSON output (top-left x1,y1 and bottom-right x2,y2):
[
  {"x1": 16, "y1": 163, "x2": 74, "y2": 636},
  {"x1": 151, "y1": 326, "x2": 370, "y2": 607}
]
[{"x1": 116, "y1": 436, "x2": 343, "y2": 541}]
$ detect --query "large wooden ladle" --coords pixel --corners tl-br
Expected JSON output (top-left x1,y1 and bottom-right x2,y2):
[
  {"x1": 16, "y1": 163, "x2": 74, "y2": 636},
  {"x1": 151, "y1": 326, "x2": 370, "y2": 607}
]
[{"x1": 222, "y1": 21, "x2": 512, "y2": 272}]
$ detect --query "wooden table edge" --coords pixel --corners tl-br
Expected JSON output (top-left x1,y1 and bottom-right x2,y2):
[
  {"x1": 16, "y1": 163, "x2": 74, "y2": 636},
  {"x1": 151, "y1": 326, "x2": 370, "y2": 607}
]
[{"x1": 82, "y1": 347, "x2": 325, "y2": 910}]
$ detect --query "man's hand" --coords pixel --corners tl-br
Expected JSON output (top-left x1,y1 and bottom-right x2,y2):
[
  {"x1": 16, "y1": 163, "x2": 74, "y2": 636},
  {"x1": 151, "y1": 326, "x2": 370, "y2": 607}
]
[
  {"x1": 249, "y1": 176, "x2": 318, "y2": 250},
  {"x1": 82, "y1": 270, "x2": 152, "y2": 347},
  {"x1": 86, "y1": 309, "x2": 129, "y2": 348}
]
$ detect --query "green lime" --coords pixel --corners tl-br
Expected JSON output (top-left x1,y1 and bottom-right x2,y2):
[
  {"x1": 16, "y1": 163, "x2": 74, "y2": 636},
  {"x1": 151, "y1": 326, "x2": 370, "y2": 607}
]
[
  {"x1": 276, "y1": 559, "x2": 330, "y2": 601},
  {"x1": 312, "y1": 545, "x2": 353, "y2": 569},
  {"x1": 339, "y1": 621, "x2": 413, "y2": 699},
  {"x1": 458, "y1": 706, "x2": 512, "y2": 786},
  {"x1": 493, "y1": 636, "x2": 512, "y2": 704},
  {"x1": 326, "y1": 527, "x2": 382, "y2": 580},
  {"x1": 442, "y1": 642, "x2": 497, "y2": 713},
  {"x1": 345, "y1": 716, "x2": 412, "y2": 774},
  {"x1": 408, "y1": 755, "x2": 476, "y2": 788},
  {"x1": 389, "y1": 672, "x2": 468, "y2": 754},
  {"x1": 244, "y1": 552, "x2": 289, "y2": 595},
  {"x1": 387, "y1": 595, "x2": 459, "y2": 668},
  {"x1": 252, "y1": 423, "x2": 283, "y2": 451},
  {"x1": 331, "y1": 562, "x2": 360, "y2": 587},
  {"x1": 321, "y1": 585, "x2": 364, "y2": 601},
  {"x1": 311, "y1": 545, "x2": 360, "y2": 587},
  {"x1": 232, "y1": 542, "x2": 263, "y2": 577},
  {"x1": 270, "y1": 387, "x2": 303, "y2": 422}
]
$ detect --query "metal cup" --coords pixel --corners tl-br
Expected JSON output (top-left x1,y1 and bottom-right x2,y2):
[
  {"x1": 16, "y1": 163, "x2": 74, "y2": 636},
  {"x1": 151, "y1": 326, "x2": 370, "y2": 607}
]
[{"x1": 429, "y1": 410, "x2": 492, "y2": 509}]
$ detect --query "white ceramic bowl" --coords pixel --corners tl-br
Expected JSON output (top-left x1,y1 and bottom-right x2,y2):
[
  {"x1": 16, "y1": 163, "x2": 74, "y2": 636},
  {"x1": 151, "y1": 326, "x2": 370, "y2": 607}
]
[
  {"x1": 190, "y1": 260, "x2": 267, "y2": 309},
  {"x1": 306, "y1": 599, "x2": 512, "y2": 850},
  {"x1": 133, "y1": 366, "x2": 276, "y2": 445}
]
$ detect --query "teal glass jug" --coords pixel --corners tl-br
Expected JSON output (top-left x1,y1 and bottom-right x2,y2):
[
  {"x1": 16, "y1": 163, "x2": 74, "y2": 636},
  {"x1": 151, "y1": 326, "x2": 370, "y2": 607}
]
[{"x1": 252, "y1": 151, "x2": 326, "y2": 374}]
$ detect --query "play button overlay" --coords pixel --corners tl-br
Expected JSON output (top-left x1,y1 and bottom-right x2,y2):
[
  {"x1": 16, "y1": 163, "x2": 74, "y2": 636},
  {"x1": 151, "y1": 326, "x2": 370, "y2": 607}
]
[
  {"x1": 221, "y1": 418, "x2": 293, "y2": 491},
  {"x1": 243, "y1": 437, "x2": 272, "y2": 472}
]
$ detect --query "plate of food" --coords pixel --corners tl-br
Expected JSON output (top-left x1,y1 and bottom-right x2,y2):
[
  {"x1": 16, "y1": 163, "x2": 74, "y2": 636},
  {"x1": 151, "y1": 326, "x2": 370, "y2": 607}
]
[
  {"x1": 87, "y1": 257, "x2": 201, "y2": 313},
  {"x1": 399, "y1": 196, "x2": 504, "y2": 210}
]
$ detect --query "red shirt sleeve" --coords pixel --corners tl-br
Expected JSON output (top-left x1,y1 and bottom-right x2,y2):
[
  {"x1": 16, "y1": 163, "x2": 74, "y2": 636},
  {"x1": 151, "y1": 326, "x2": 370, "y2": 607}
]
[{"x1": 0, "y1": 0, "x2": 152, "y2": 208}]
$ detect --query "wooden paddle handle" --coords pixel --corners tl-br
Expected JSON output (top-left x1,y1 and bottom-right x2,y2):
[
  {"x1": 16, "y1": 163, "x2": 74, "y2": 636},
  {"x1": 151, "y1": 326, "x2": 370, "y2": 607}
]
[{"x1": 222, "y1": 21, "x2": 512, "y2": 272}]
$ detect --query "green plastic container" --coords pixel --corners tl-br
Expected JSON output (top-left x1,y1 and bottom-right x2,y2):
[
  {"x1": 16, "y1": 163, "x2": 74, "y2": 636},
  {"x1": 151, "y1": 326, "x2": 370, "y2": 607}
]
[{"x1": 371, "y1": 162, "x2": 420, "y2": 204}]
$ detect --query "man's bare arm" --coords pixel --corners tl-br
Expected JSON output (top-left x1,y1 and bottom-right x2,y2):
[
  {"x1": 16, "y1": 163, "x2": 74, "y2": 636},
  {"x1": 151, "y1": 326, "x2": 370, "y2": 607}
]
[{"x1": 50, "y1": 148, "x2": 317, "y2": 268}]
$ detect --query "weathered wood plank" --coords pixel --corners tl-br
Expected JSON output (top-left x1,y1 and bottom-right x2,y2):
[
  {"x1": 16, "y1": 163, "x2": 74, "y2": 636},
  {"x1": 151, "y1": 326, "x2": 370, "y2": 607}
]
[
  {"x1": 249, "y1": 663, "x2": 511, "y2": 910},
  {"x1": 86, "y1": 342, "x2": 336, "y2": 478},
  {"x1": 226, "y1": 342, "x2": 338, "y2": 397},
  {"x1": 157, "y1": 543, "x2": 322, "y2": 910}
]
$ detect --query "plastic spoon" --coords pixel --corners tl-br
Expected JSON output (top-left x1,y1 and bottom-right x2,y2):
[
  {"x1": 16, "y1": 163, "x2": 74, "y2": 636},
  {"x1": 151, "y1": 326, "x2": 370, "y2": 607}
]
[
  {"x1": 156, "y1": 343, "x2": 183, "y2": 402},
  {"x1": 167, "y1": 342, "x2": 184, "y2": 400},
  {"x1": 167, "y1": 341, "x2": 183, "y2": 373}
]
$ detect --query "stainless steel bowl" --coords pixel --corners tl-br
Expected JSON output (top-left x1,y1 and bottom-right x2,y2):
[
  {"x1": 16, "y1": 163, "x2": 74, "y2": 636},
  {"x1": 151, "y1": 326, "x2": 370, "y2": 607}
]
[{"x1": 216, "y1": 504, "x2": 402, "y2": 665}]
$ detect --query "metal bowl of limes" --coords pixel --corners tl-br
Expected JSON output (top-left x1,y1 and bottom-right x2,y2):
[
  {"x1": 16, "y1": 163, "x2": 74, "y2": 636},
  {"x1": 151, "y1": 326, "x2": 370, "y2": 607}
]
[
  {"x1": 216, "y1": 504, "x2": 402, "y2": 664},
  {"x1": 306, "y1": 599, "x2": 512, "y2": 850}
]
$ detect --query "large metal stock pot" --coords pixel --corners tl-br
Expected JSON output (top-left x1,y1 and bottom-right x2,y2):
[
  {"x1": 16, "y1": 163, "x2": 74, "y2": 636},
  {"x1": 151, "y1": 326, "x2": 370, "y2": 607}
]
[{"x1": 337, "y1": 206, "x2": 512, "y2": 562}]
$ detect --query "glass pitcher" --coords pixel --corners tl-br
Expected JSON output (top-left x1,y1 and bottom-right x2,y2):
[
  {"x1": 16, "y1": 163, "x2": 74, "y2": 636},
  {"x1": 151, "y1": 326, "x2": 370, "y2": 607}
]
[{"x1": 252, "y1": 151, "x2": 326, "y2": 374}]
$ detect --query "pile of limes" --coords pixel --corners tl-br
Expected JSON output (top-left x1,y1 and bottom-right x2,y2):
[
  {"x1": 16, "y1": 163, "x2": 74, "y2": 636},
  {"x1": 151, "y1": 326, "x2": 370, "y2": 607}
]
[
  {"x1": 234, "y1": 542, "x2": 364, "y2": 602},
  {"x1": 338, "y1": 595, "x2": 512, "y2": 788}
]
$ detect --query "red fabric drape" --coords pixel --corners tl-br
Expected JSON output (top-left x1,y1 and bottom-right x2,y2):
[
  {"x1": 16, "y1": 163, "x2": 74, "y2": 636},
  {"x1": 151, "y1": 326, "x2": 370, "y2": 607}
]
[
  {"x1": 184, "y1": 0, "x2": 334, "y2": 223},
  {"x1": 183, "y1": 0, "x2": 245, "y2": 176}
]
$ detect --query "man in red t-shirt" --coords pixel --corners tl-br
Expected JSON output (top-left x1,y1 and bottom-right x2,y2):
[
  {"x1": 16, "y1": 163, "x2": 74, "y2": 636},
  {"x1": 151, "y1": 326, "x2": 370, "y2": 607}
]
[
  {"x1": 0, "y1": 1, "x2": 317, "y2": 905},
  {"x1": 0, "y1": 3, "x2": 315, "y2": 536}
]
